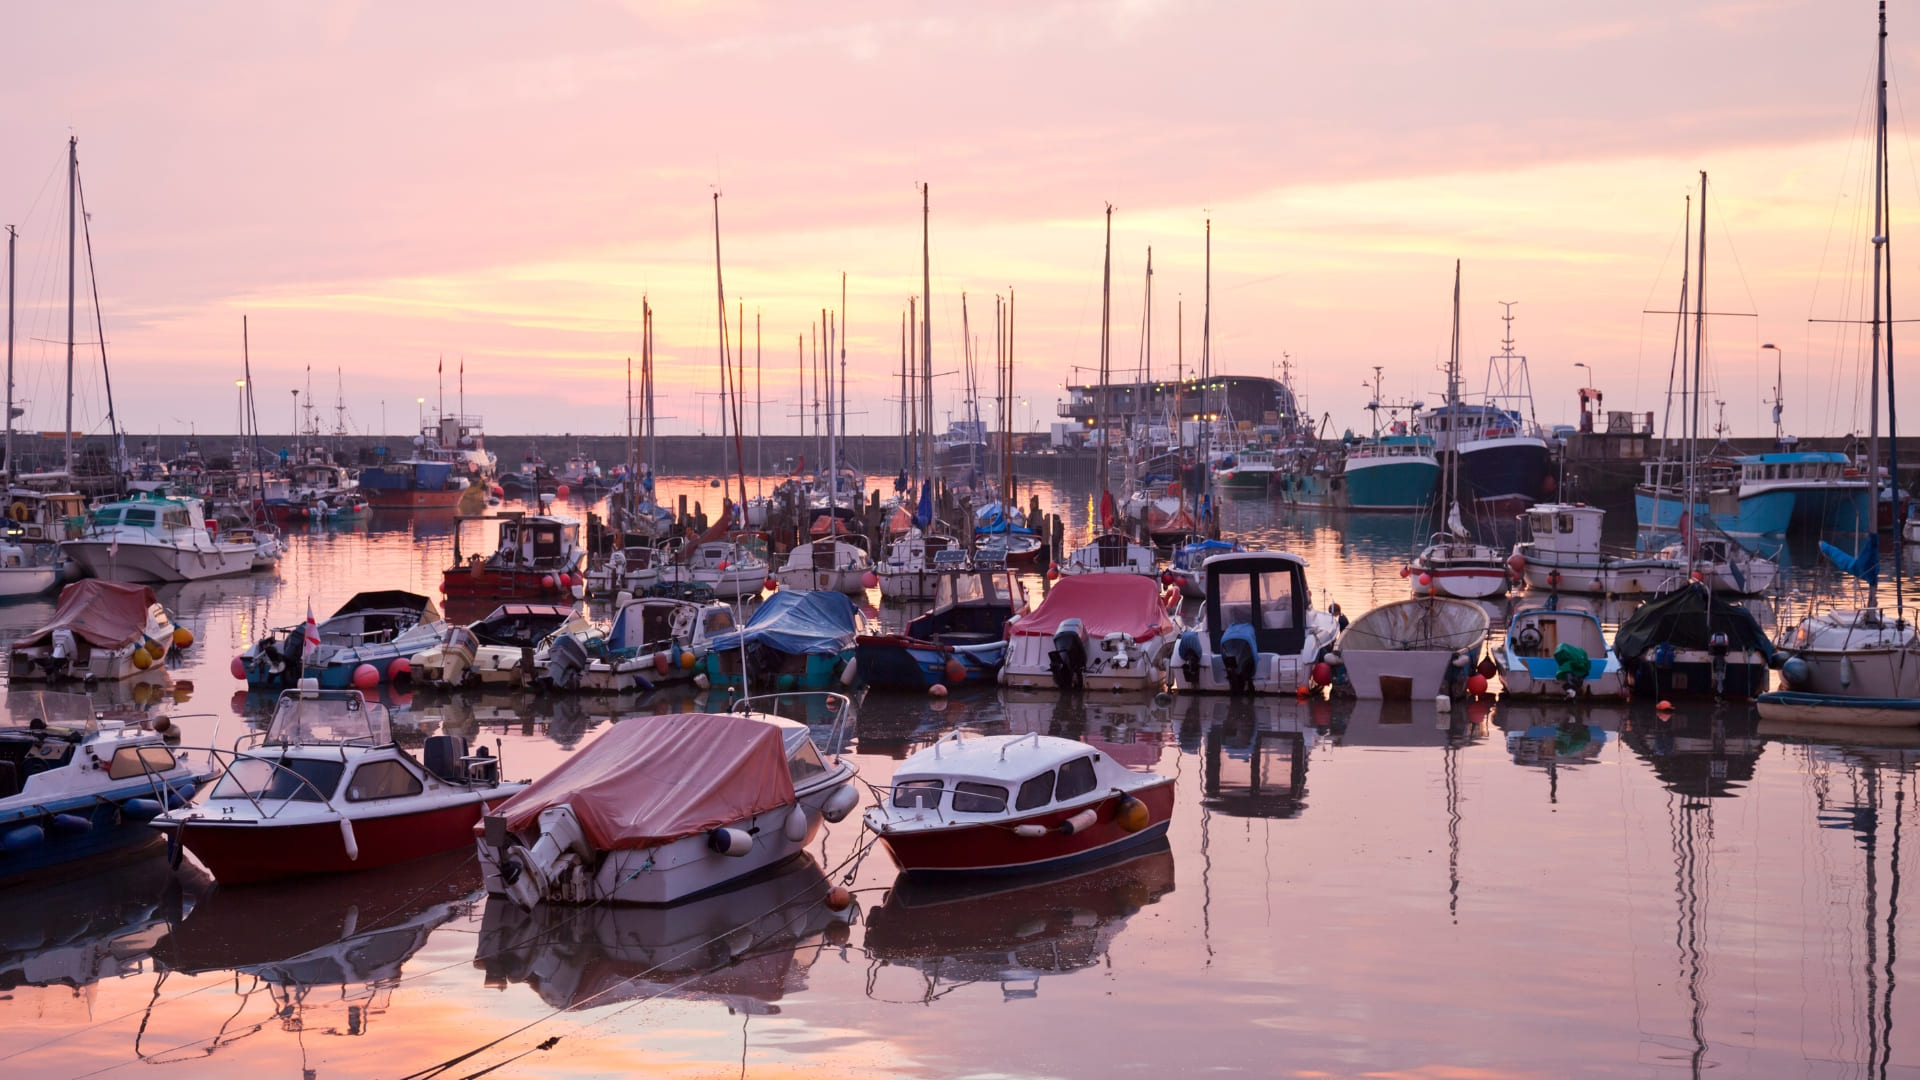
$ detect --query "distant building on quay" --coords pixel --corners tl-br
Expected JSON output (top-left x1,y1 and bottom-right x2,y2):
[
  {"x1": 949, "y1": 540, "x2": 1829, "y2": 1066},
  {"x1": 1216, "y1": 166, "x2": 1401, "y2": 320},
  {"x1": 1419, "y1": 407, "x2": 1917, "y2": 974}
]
[{"x1": 1053, "y1": 375, "x2": 1309, "y2": 447}]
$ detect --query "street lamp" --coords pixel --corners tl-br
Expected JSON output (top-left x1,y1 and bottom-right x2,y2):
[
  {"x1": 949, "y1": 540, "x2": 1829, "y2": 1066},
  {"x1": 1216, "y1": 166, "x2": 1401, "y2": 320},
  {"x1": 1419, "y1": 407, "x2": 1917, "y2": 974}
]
[
  {"x1": 417, "y1": 397, "x2": 426, "y2": 432},
  {"x1": 1761, "y1": 344, "x2": 1785, "y2": 446}
]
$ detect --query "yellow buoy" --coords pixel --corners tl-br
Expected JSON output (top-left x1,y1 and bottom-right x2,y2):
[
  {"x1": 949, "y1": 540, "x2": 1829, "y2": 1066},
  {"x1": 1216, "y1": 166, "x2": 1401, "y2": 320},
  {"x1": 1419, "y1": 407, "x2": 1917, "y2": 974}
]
[
  {"x1": 1115, "y1": 794, "x2": 1150, "y2": 833},
  {"x1": 130, "y1": 647, "x2": 152, "y2": 671},
  {"x1": 680, "y1": 650, "x2": 696, "y2": 670},
  {"x1": 172, "y1": 626, "x2": 195, "y2": 649}
]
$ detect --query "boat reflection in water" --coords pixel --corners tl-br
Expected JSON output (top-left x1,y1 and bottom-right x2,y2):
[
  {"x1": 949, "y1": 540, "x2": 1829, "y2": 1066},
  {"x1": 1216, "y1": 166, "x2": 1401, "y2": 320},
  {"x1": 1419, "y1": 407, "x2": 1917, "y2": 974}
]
[
  {"x1": 862, "y1": 842, "x2": 1175, "y2": 1002},
  {"x1": 1175, "y1": 695, "x2": 1322, "y2": 819},
  {"x1": 476, "y1": 853, "x2": 851, "y2": 1013},
  {"x1": 154, "y1": 849, "x2": 480, "y2": 1043},
  {"x1": 1617, "y1": 705, "x2": 1764, "y2": 801},
  {"x1": 0, "y1": 853, "x2": 209, "y2": 997}
]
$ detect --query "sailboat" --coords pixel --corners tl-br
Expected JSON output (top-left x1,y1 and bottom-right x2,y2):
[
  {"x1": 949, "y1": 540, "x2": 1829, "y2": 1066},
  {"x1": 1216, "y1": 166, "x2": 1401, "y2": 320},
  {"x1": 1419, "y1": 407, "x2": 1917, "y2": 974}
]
[
  {"x1": 1760, "y1": 1, "x2": 1920, "y2": 726},
  {"x1": 0, "y1": 225, "x2": 57, "y2": 596},
  {"x1": 1410, "y1": 262, "x2": 1508, "y2": 599}
]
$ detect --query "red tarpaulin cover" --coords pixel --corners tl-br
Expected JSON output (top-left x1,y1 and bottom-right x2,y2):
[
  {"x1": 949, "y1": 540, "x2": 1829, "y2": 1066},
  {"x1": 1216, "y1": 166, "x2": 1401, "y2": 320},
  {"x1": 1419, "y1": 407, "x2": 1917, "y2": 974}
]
[
  {"x1": 19, "y1": 580, "x2": 157, "y2": 649},
  {"x1": 1012, "y1": 574, "x2": 1173, "y2": 641},
  {"x1": 495, "y1": 713, "x2": 797, "y2": 850}
]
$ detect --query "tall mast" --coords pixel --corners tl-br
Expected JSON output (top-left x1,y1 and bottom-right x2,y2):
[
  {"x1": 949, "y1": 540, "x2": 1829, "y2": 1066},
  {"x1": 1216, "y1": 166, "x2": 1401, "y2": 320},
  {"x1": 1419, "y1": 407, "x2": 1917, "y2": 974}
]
[
  {"x1": 1006, "y1": 289, "x2": 1016, "y2": 499},
  {"x1": 1445, "y1": 260, "x2": 1461, "y2": 527},
  {"x1": 63, "y1": 137, "x2": 75, "y2": 477},
  {"x1": 1689, "y1": 172, "x2": 1708, "y2": 571},
  {"x1": 1097, "y1": 205, "x2": 1113, "y2": 496},
  {"x1": 899, "y1": 311, "x2": 909, "y2": 479},
  {"x1": 756, "y1": 309, "x2": 764, "y2": 500},
  {"x1": 1872, "y1": 0, "x2": 1895, "y2": 611},
  {"x1": 5, "y1": 225, "x2": 13, "y2": 483},
  {"x1": 920, "y1": 184, "x2": 934, "y2": 506},
  {"x1": 828, "y1": 304, "x2": 838, "y2": 522},
  {"x1": 1144, "y1": 247, "x2": 1153, "y2": 439},
  {"x1": 1201, "y1": 218, "x2": 1213, "y2": 524},
  {"x1": 712, "y1": 193, "x2": 734, "y2": 516}
]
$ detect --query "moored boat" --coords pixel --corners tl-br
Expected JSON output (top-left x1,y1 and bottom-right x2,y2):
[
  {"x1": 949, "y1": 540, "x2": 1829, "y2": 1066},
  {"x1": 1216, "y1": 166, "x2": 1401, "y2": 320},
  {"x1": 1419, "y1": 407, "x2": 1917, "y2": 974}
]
[
  {"x1": 1333, "y1": 596, "x2": 1488, "y2": 700},
  {"x1": 477, "y1": 704, "x2": 860, "y2": 907},
  {"x1": 775, "y1": 537, "x2": 875, "y2": 595},
  {"x1": 1614, "y1": 583, "x2": 1773, "y2": 700},
  {"x1": 61, "y1": 493, "x2": 255, "y2": 583},
  {"x1": 862, "y1": 730, "x2": 1175, "y2": 875},
  {"x1": 409, "y1": 602, "x2": 580, "y2": 688},
  {"x1": 1511, "y1": 503, "x2": 1682, "y2": 596},
  {"x1": 877, "y1": 531, "x2": 964, "y2": 602},
  {"x1": 237, "y1": 590, "x2": 445, "y2": 690},
  {"x1": 855, "y1": 568, "x2": 1021, "y2": 690},
  {"x1": 1495, "y1": 604, "x2": 1623, "y2": 698},
  {"x1": 154, "y1": 683, "x2": 525, "y2": 884},
  {"x1": 1171, "y1": 551, "x2": 1340, "y2": 695},
  {"x1": 701, "y1": 589, "x2": 860, "y2": 692},
  {"x1": 1058, "y1": 532, "x2": 1158, "y2": 579},
  {"x1": 441, "y1": 512, "x2": 585, "y2": 604},
  {"x1": 569, "y1": 594, "x2": 736, "y2": 691},
  {"x1": 9, "y1": 580, "x2": 180, "y2": 683},
  {"x1": 1003, "y1": 573, "x2": 1179, "y2": 692}
]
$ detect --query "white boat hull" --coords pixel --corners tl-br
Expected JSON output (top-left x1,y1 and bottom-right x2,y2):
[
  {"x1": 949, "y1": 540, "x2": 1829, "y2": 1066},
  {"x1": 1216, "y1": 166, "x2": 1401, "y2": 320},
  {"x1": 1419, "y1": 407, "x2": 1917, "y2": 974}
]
[
  {"x1": 1341, "y1": 648, "x2": 1459, "y2": 700},
  {"x1": 63, "y1": 540, "x2": 254, "y2": 584},
  {"x1": 1790, "y1": 648, "x2": 1920, "y2": 699},
  {"x1": 878, "y1": 569, "x2": 943, "y2": 602},
  {"x1": 1002, "y1": 630, "x2": 1175, "y2": 693},
  {"x1": 0, "y1": 565, "x2": 59, "y2": 598},
  {"x1": 775, "y1": 567, "x2": 868, "y2": 595},
  {"x1": 1520, "y1": 559, "x2": 1680, "y2": 597}
]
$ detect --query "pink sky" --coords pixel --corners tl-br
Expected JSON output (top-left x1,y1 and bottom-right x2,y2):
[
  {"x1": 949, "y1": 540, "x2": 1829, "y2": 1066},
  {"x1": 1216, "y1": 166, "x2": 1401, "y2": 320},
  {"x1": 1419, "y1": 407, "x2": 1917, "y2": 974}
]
[{"x1": 2, "y1": 1, "x2": 1912, "y2": 442}]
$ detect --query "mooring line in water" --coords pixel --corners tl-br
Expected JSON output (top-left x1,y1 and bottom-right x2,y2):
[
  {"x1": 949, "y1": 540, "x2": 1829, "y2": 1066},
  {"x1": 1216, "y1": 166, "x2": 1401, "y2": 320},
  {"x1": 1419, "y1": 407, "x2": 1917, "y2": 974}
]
[{"x1": 399, "y1": 831, "x2": 884, "y2": 1080}]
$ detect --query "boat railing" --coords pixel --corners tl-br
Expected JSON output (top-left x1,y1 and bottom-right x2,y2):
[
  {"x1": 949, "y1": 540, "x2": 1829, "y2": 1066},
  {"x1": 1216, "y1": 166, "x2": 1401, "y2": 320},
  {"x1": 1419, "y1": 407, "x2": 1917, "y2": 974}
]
[
  {"x1": 170, "y1": 743, "x2": 343, "y2": 820},
  {"x1": 729, "y1": 691, "x2": 856, "y2": 757},
  {"x1": 874, "y1": 779, "x2": 1011, "y2": 821}
]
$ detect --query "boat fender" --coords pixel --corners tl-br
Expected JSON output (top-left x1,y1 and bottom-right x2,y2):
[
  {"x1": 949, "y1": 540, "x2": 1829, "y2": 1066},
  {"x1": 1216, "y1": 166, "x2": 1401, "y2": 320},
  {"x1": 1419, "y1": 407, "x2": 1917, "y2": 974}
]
[
  {"x1": 49, "y1": 812, "x2": 92, "y2": 835},
  {"x1": 840, "y1": 656, "x2": 859, "y2": 686},
  {"x1": 708, "y1": 827, "x2": 754, "y2": 857},
  {"x1": 695, "y1": 673, "x2": 711, "y2": 690},
  {"x1": 1013, "y1": 823, "x2": 1050, "y2": 839},
  {"x1": 2, "y1": 823, "x2": 44, "y2": 852},
  {"x1": 340, "y1": 817, "x2": 360, "y2": 862},
  {"x1": 1115, "y1": 794, "x2": 1150, "y2": 833},
  {"x1": 821, "y1": 783, "x2": 860, "y2": 823},
  {"x1": 1056, "y1": 808, "x2": 1099, "y2": 836},
  {"x1": 1781, "y1": 656, "x2": 1811, "y2": 688},
  {"x1": 783, "y1": 805, "x2": 811, "y2": 842},
  {"x1": 1435, "y1": 694, "x2": 1451, "y2": 713},
  {"x1": 121, "y1": 797, "x2": 163, "y2": 821}
]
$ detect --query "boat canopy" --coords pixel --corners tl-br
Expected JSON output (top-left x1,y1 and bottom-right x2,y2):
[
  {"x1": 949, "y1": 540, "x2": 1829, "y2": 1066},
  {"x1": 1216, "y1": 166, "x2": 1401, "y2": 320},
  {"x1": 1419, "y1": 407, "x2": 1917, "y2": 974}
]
[
  {"x1": 711, "y1": 591, "x2": 858, "y2": 656},
  {"x1": 332, "y1": 590, "x2": 440, "y2": 621},
  {"x1": 1341, "y1": 597, "x2": 1489, "y2": 653},
  {"x1": 1014, "y1": 575, "x2": 1173, "y2": 641},
  {"x1": 1613, "y1": 584, "x2": 1775, "y2": 661},
  {"x1": 265, "y1": 688, "x2": 393, "y2": 746},
  {"x1": 18, "y1": 580, "x2": 157, "y2": 650},
  {"x1": 495, "y1": 713, "x2": 797, "y2": 850}
]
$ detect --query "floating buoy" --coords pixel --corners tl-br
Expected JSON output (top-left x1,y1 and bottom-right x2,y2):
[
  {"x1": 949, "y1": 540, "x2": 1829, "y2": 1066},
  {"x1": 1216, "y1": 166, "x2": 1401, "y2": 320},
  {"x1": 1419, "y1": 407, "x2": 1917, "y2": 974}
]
[
  {"x1": 231, "y1": 655, "x2": 248, "y2": 680},
  {"x1": 1656, "y1": 699, "x2": 1675, "y2": 713},
  {"x1": 173, "y1": 627, "x2": 195, "y2": 649},
  {"x1": 1115, "y1": 794, "x2": 1150, "y2": 833},
  {"x1": 944, "y1": 657, "x2": 967, "y2": 684},
  {"x1": 764, "y1": 576, "x2": 779, "y2": 591},
  {"x1": 928, "y1": 683, "x2": 949, "y2": 697},
  {"x1": 541, "y1": 574, "x2": 556, "y2": 589},
  {"x1": 555, "y1": 484, "x2": 571, "y2": 499},
  {"x1": 1466, "y1": 674, "x2": 1489, "y2": 696},
  {"x1": 861, "y1": 570, "x2": 879, "y2": 590},
  {"x1": 388, "y1": 657, "x2": 412, "y2": 682},
  {"x1": 1311, "y1": 661, "x2": 1333, "y2": 686},
  {"x1": 1046, "y1": 568, "x2": 1060, "y2": 581},
  {"x1": 131, "y1": 647, "x2": 152, "y2": 670},
  {"x1": 352, "y1": 663, "x2": 380, "y2": 690},
  {"x1": 1296, "y1": 684, "x2": 1310, "y2": 699},
  {"x1": 825, "y1": 885, "x2": 854, "y2": 911}
]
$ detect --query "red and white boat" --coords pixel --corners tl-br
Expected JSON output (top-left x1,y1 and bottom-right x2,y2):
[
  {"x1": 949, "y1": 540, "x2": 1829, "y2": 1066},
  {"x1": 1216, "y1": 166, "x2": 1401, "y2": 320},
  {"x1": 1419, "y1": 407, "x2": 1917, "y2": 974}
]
[
  {"x1": 863, "y1": 731, "x2": 1175, "y2": 875},
  {"x1": 153, "y1": 681, "x2": 525, "y2": 884},
  {"x1": 1003, "y1": 573, "x2": 1180, "y2": 691},
  {"x1": 442, "y1": 512, "x2": 585, "y2": 605}
]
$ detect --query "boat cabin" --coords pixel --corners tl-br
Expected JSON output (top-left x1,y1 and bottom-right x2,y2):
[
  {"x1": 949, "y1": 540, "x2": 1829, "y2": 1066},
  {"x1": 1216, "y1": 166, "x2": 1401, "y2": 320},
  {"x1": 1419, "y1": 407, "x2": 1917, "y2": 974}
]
[
  {"x1": 1202, "y1": 552, "x2": 1310, "y2": 655},
  {"x1": 906, "y1": 570, "x2": 1017, "y2": 643},
  {"x1": 608, "y1": 597, "x2": 734, "y2": 652},
  {"x1": 88, "y1": 494, "x2": 208, "y2": 536},
  {"x1": 1521, "y1": 503, "x2": 1605, "y2": 556},
  {"x1": 889, "y1": 733, "x2": 1115, "y2": 819},
  {"x1": 318, "y1": 591, "x2": 441, "y2": 647},
  {"x1": 489, "y1": 515, "x2": 580, "y2": 570},
  {"x1": 467, "y1": 603, "x2": 576, "y2": 648}
]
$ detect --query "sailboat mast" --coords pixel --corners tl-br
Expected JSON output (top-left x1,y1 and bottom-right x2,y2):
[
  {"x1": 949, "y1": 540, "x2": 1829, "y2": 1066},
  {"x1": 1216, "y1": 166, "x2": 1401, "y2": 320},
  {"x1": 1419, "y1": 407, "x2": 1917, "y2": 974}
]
[
  {"x1": 756, "y1": 309, "x2": 764, "y2": 501},
  {"x1": 711, "y1": 193, "x2": 734, "y2": 516},
  {"x1": 828, "y1": 305, "x2": 838, "y2": 522},
  {"x1": 1097, "y1": 205, "x2": 1113, "y2": 497},
  {"x1": 1446, "y1": 259, "x2": 1461, "y2": 527},
  {"x1": 920, "y1": 184, "x2": 934, "y2": 505},
  {"x1": 1201, "y1": 218, "x2": 1213, "y2": 527},
  {"x1": 1005, "y1": 289, "x2": 1016, "y2": 500},
  {"x1": 1689, "y1": 171, "x2": 1708, "y2": 571},
  {"x1": 899, "y1": 311, "x2": 908, "y2": 478},
  {"x1": 5, "y1": 225, "x2": 13, "y2": 484},
  {"x1": 1874, "y1": 0, "x2": 1899, "y2": 613},
  {"x1": 63, "y1": 136, "x2": 75, "y2": 478}
]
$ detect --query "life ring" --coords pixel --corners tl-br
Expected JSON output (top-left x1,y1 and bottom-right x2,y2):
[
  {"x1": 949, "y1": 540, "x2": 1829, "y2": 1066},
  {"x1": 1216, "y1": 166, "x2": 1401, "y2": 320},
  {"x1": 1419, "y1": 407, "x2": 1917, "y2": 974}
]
[{"x1": 8, "y1": 502, "x2": 28, "y2": 523}]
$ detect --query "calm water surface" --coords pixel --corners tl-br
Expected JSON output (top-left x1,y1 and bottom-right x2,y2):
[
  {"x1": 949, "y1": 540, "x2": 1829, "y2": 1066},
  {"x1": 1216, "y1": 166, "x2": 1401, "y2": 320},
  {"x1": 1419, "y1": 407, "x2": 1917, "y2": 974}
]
[{"x1": 2, "y1": 474, "x2": 1919, "y2": 1078}]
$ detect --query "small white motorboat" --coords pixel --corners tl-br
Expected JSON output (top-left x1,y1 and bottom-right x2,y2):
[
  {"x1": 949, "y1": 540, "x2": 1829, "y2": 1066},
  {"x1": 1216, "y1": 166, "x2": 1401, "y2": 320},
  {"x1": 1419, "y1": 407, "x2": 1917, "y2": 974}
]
[
  {"x1": 1495, "y1": 604, "x2": 1623, "y2": 698},
  {"x1": 1409, "y1": 536, "x2": 1509, "y2": 600},
  {"x1": 1653, "y1": 535, "x2": 1779, "y2": 596},
  {"x1": 862, "y1": 730, "x2": 1174, "y2": 875},
  {"x1": 62, "y1": 493, "x2": 256, "y2": 584},
  {"x1": 877, "y1": 531, "x2": 964, "y2": 602},
  {"x1": 0, "y1": 537, "x2": 58, "y2": 598},
  {"x1": 566, "y1": 594, "x2": 736, "y2": 691},
  {"x1": 478, "y1": 698, "x2": 861, "y2": 907},
  {"x1": 1058, "y1": 532, "x2": 1159, "y2": 580},
  {"x1": 1334, "y1": 596, "x2": 1489, "y2": 700},
  {"x1": 1003, "y1": 574, "x2": 1180, "y2": 692},
  {"x1": 1511, "y1": 503, "x2": 1682, "y2": 596},
  {"x1": 660, "y1": 537, "x2": 769, "y2": 600},
  {"x1": 775, "y1": 537, "x2": 874, "y2": 595},
  {"x1": 584, "y1": 544, "x2": 664, "y2": 597},
  {"x1": 1171, "y1": 551, "x2": 1340, "y2": 695},
  {"x1": 9, "y1": 580, "x2": 181, "y2": 683},
  {"x1": 410, "y1": 603, "x2": 583, "y2": 689}
]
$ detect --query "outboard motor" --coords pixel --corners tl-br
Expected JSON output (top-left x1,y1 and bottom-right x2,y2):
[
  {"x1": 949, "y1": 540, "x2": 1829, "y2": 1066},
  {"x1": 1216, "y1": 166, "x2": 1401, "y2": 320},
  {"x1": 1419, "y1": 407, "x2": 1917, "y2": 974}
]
[
  {"x1": 1178, "y1": 631, "x2": 1202, "y2": 687},
  {"x1": 1708, "y1": 632, "x2": 1730, "y2": 699},
  {"x1": 48, "y1": 629, "x2": 78, "y2": 680},
  {"x1": 1219, "y1": 624, "x2": 1258, "y2": 695},
  {"x1": 1049, "y1": 617, "x2": 1087, "y2": 691},
  {"x1": 545, "y1": 634, "x2": 589, "y2": 691}
]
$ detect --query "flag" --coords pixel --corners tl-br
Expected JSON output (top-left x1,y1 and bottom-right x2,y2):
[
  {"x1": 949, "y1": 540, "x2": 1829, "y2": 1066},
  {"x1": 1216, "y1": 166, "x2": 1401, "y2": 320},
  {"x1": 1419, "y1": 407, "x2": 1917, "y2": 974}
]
[
  {"x1": 1821, "y1": 535, "x2": 1880, "y2": 585},
  {"x1": 1099, "y1": 489, "x2": 1116, "y2": 530},
  {"x1": 303, "y1": 603, "x2": 321, "y2": 649}
]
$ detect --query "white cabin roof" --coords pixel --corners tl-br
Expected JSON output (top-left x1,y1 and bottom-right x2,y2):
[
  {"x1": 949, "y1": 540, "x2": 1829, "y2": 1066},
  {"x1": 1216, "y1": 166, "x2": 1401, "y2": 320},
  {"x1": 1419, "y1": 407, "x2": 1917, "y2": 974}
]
[{"x1": 895, "y1": 732, "x2": 1101, "y2": 784}]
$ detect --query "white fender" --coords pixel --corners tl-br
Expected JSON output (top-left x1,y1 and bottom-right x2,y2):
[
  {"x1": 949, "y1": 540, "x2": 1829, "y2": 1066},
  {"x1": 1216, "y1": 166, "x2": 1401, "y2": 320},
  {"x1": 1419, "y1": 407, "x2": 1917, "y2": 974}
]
[
  {"x1": 1013, "y1": 823, "x2": 1049, "y2": 839},
  {"x1": 339, "y1": 817, "x2": 360, "y2": 861},
  {"x1": 708, "y1": 827, "x2": 754, "y2": 857},
  {"x1": 1058, "y1": 808, "x2": 1099, "y2": 835},
  {"x1": 783, "y1": 804, "x2": 810, "y2": 842},
  {"x1": 821, "y1": 783, "x2": 860, "y2": 823}
]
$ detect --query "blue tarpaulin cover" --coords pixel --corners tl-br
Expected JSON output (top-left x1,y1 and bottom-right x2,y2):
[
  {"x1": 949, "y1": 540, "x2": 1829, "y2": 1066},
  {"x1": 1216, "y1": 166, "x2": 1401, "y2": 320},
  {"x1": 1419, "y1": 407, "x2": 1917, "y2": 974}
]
[{"x1": 711, "y1": 590, "x2": 858, "y2": 656}]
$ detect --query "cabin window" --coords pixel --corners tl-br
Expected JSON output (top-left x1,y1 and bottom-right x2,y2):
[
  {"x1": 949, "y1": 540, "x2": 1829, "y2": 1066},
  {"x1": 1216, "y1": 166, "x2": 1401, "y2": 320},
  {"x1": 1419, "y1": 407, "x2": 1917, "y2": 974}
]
[
  {"x1": 1218, "y1": 573, "x2": 1254, "y2": 628},
  {"x1": 1258, "y1": 572, "x2": 1296, "y2": 629},
  {"x1": 951, "y1": 575, "x2": 986, "y2": 605},
  {"x1": 213, "y1": 757, "x2": 345, "y2": 802},
  {"x1": 1055, "y1": 756, "x2": 1098, "y2": 801},
  {"x1": 787, "y1": 739, "x2": 828, "y2": 783},
  {"x1": 894, "y1": 779, "x2": 944, "y2": 809},
  {"x1": 704, "y1": 611, "x2": 735, "y2": 635},
  {"x1": 92, "y1": 508, "x2": 121, "y2": 526},
  {"x1": 161, "y1": 510, "x2": 190, "y2": 530},
  {"x1": 1556, "y1": 514, "x2": 1574, "y2": 534},
  {"x1": 107, "y1": 745, "x2": 176, "y2": 780},
  {"x1": 533, "y1": 527, "x2": 561, "y2": 559},
  {"x1": 345, "y1": 760, "x2": 424, "y2": 801},
  {"x1": 952, "y1": 782, "x2": 1009, "y2": 813},
  {"x1": 1015, "y1": 771, "x2": 1055, "y2": 811},
  {"x1": 124, "y1": 509, "x2": 157, "y2": 527}
]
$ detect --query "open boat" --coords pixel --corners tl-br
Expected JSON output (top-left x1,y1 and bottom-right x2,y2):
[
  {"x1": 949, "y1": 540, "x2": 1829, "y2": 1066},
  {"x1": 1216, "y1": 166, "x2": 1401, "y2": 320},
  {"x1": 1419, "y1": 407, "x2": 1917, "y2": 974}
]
[
  {"x1": 855, "y1": 568, "x2": 1021, "y2": 690},
  {"x1": 1171, "y1": 552, "x2": 1340, "y2": 695},
  {"x1": 1410, "y1": 536, "x2": 1509, "y2": 599},
  {"x1": 477, "y1": 701, "x2": 860, "y2": 907},
  {"x1": 1495, "y1": 604, "x2": 1623, "y2": 698},
  {"x1": 409, "y1": 602, "x2": 581, "y2": 688},
  {"x1": 1003, "y1": 574, "x2": 1179, "y2": 692},
  {"x1": 1614, "y1": 583, "x2": 1772, "y2": 700},
  {"x1": 566, "y1": 594, "x2": 736, "y2": 691},
  {"x1": 1333, "y1": 596, "x2": 1489, "y2": 700},
  {"x1": 237, "y1": 590, "x2": 445, "y2": 690},
  {"x1": 862, "y1": 730, "x2": 1174, "y2": 875},
  {"x1": 154, "y1": 682, "x2": 526, "y2": 883},
  {"x1": 701, "y1": 589, "x2": 859, "y2": 691},
  {"x1": 0, "y1": 700, "x2": 211, "y2": 881},
  {"x1": 9, "y1": 580, "x2": 179, "y2": 683}
]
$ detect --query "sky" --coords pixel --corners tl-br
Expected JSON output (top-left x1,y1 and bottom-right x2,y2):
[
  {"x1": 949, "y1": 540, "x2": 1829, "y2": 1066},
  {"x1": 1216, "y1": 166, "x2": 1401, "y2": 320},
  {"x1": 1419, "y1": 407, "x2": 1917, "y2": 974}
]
[{"x1": 2, "y1": 0, "x2": 1916, "y2": 442}]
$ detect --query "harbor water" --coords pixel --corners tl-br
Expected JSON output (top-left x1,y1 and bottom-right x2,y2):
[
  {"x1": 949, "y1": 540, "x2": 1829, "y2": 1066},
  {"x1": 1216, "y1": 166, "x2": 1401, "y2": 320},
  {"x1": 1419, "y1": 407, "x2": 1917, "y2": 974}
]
[{"x1": 2, "y1": 474, "x2": 1918, "y2": 1078}]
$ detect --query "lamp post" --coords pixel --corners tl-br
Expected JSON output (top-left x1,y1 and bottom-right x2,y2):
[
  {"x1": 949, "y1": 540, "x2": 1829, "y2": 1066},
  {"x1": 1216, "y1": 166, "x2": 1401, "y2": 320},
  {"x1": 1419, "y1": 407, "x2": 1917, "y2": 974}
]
[{"x1": 1761, "y1": 344, "x2": 1785, "y2": 447}]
